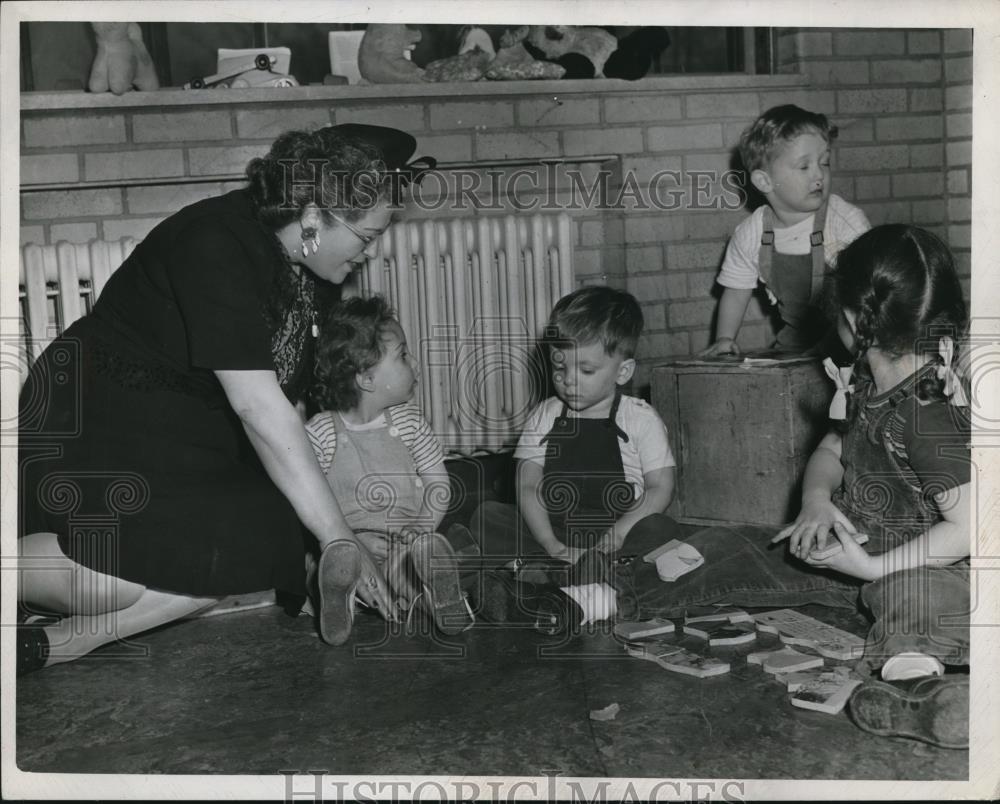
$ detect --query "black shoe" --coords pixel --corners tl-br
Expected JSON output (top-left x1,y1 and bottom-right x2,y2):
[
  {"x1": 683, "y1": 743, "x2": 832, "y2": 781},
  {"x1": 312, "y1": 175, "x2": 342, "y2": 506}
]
[
  {"x1": 17, "y1": 624, "x2": 50, "y2": 677},
  {"x1": 477, "y1": 569, "x2": 579, "y2": 635},
  {"x1": 849, "y1": 675, "x2": 969, "y2": 749}
]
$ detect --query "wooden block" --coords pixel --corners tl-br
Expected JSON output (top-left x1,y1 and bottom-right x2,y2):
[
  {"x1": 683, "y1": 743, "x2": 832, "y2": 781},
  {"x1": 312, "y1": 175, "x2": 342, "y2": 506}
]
[
  {"x1": 190, "y1": 589, "x2": 277, "y2": 619},
  {"x1": 643, "y1": 539, "x2": 685, "y2": 563},
  {"x1": 759, "y1": 647, "x2": 825, "y2": 675},
  {"x1": 807, "y1": 532, "x2": 871, "y2": 561},
  {"x1": 651, "y1": 357, "x2": 831, "y2": 526},
  {"x1": 782, "y1": 667, "x2": 853, "y2": 692},
  {"x1": 790, "y1": 677, "x2": 862, "y2": 714},
  {"x1": 683, "y1": 605, "x2": 753, "y2": 625},
  {"x1": 626, "y1": 643, "x2": 730, "y2": 679},
  {"x1": 683, "y1": 621, "x2": 757, "y2": 647},
  {"x1": 654, "y1": 542, "x2": 704, "y2": 582},
  {"x1": 753, "y1": 609, "x2": 866, "y2": 661},
  {"x1": 614, "y1": 617, "x2": 676, "y2": 640}
]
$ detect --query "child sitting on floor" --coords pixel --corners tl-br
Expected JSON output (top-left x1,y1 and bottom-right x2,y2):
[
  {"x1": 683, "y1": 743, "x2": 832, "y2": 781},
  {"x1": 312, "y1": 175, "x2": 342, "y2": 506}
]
[
  {"x1": 702, "y1": 104, "x2": 870, "y2": 357},
  {"x1": 305, "y1": 295, "x2": 474, "y2": 645},
  {"x1": 473, "y1": 286, "x2": 678, "y2": 629},
  {"x1": 642, "y1": 224, "x2": 972, "y2": 748}
]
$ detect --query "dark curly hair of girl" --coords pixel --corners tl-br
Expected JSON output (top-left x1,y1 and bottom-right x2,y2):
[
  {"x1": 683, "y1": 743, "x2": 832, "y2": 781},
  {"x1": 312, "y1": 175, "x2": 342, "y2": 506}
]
[
  {"x1": 311, "y1": 295, "x2": 398, "y2": 412},
  {"x1": 831, "y1": 224, "x2": 967, "y2": 425}
]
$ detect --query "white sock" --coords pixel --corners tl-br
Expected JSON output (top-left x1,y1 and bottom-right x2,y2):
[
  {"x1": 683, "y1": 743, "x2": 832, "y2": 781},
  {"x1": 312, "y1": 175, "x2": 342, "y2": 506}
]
[{"x1": 881, "y1": 651, "x2": 945, "y2": 681}]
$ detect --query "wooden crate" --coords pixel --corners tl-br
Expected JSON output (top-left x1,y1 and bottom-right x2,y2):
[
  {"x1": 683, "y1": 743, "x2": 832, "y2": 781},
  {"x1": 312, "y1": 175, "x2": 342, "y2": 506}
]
[{"x1": 650, "y1": 355, "x2": 832, "y2": 527}]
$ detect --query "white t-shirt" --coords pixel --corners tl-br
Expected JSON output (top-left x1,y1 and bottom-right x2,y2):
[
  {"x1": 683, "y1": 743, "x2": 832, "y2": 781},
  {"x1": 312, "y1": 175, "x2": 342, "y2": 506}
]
[
  {"x1": 717, "y1": 194, "x2": 870, "y2": 291},
  {"x1": 514, "y1": 394, "x2": 676, "y2": 501}
]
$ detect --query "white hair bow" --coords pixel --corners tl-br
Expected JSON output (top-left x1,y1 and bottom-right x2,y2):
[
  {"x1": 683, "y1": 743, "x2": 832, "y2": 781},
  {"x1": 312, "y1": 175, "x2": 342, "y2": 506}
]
[
  {"x1": 937, "y1": 336, "x2": 969, "y2": 407},
  {"x1": 823, "y1": 357, "x2": 854, "y2": 420}
]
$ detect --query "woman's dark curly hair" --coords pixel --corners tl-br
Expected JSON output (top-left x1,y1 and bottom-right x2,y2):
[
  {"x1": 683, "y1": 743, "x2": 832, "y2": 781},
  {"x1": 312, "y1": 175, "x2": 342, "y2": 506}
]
[
  {"x1": 245, "y1": 127, "x2": 389, "y2": 227},
  {"x1": 312, "y1": 295, "x2": 398, "y2": 412},
  {"x1": 831, "y1": 224, "x2": 967, "y2": 425}
]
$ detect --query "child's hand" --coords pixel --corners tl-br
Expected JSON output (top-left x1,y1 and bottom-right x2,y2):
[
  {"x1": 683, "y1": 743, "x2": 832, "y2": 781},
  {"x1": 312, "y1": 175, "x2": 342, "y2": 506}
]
[
  {"x1": 549, "y1": 543, "x2": 587, "y2": 564},
  {"x1": 391, "y1": 526, "x2": 423, "y2": 546},
  {"x1": 356, "y1": 531, "x2": 392, "y2": 561},
  {"x1": 802, "y1": 522, "x2": 880, "y2": 581},
  {"x1": 698, "y1": 337, "x2": 741, "y2": 358},
  {"x1": 772, "y1": 498, "x2": 858, "y2": 559}
]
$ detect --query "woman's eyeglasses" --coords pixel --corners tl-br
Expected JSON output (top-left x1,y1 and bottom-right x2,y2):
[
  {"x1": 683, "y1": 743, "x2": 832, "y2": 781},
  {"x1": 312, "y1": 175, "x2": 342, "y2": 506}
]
[{"x1": 330, "y1": 213, "x2": 386, "y2": 248}]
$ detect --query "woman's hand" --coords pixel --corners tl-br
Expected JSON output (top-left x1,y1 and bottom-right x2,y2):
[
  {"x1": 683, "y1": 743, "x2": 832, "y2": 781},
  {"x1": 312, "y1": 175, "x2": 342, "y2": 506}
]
[
  {"x1": 772, "y1": 497, "x2": 858, "y2": 559},
  {"x1": 549, "y1": 543, "x2": 587, "y2": 564},
  {"x1": 355, "y1": 531, "x2": 392, "y2": 562},
  {"x1": 802, "y1": 522, "x2": 880, "y2": 581}
]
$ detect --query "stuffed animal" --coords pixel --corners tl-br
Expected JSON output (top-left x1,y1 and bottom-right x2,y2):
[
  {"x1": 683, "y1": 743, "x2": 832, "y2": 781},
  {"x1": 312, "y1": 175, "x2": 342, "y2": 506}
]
[
  {"x1": 524, "y1": 25, "x2": 619, "y2": 78},
  {"x1": 88, "y1": 22, "x2": 159, "y2": 94},
  {"x1": 358, "y1": 24, "x2": 426, "y2": 84}
]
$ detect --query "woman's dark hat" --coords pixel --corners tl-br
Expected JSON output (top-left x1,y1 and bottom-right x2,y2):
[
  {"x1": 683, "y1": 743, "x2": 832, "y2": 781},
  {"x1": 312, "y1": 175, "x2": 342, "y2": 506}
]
[{"x1": 329, "y1": 123, "x2": 436, "y2": 185}]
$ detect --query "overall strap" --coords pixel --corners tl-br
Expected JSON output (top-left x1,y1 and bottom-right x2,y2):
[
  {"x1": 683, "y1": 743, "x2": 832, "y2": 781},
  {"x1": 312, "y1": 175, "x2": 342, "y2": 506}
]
[
  {"x1": 758, "y1": 201, "x2": 829, "y2": 298},
  {"x1": 607, "y1": 386, "x2": 629, "y2": 443},
  {"x1": 758, "y1": 205, "x2": 777, "y2": 287}
]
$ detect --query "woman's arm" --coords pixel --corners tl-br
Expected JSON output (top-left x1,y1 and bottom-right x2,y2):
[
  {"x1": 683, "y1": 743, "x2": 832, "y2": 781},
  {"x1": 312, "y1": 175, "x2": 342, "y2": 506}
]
[
  {"x1": 808, "y1": 482, "x2": 972, "y2": 582},
  {"x1": 216, "y1": 369, "x2": 394, "y2": 613},
  {"x1": 596, "y1": 467, "x2": 675, "y2": 553}
]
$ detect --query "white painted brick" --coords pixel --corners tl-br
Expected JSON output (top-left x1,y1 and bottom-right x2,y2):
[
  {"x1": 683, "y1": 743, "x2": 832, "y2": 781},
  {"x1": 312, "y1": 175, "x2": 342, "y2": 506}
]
[
  {"x1": 640, "y1": 331, "x2": 690, "y2": 359},
  {"x1": 621, "y1": 155, "x2": 683, "y2": 184},
  {"x1": 188, "y1": 144, "x2": 269, "y2": 176},
  {"x1": 945, "y1": 85, "x2": 972, "y2": 111},
  {"x1": 430, "y1": 102, "x2": 514, "y2": 130},
  {"x1": 20, "y1": 153, "x2": 79, "y2": 184},
  {"x1": 837, "y1": 145, "x2": 908, "y2": 172},
  {"x1": 235, "y1": 107, "x2": 332, "y2": 139},
  {"x1": 908, "y1": 30, "x2": 941, "y2": 55},
  {"x1": 871, "y1": 59, "x2": 941, "y2": 84},
  {"x1": 413, "y1": 133, "x2": 473, "y2": 163},
  {"x1": 854, "y1": 174, "x2": 890, "y2": 200},
  {"x1": 758, "y1": 90, "x2": 835, "y2": 113},
  {"x1": 641, "y1": 303, "x2": 667, "y2": 331},
  {"x1": 335, "y1": 103, "x2": 426, "y2": 131},
  {"x1": 875, "y1": 114, "x2": 943, "y2": 141},
  {"x1": 948, "y1": 197, "x2": 971, "y2": 222},
  {"x1": 647, "y1": 124, "x2": 723, "y2": 152},
  {"x1": 831, "y1": 176, "x2": 854, "y2": 199},
  {"x1": 686, "y1": 270, "x2": 720, "y2": 297},
  {"x1": 626, "y1": 272, "x2": 670, "y2": 299},
  {"x1": 835, "y1": 117, "x2": 874, "y2": 142},
  {"x1": 476, "y1": 131, "x2": 559, "y2": 161},
  {"x1": 50, "y1": 222, "x2": 98, "y2": 243},
  {"x1": 668, "y1": 299, "x2": 717, "y2": 328},
  {"x1": 563, "y1": 127, "x2": 643, "y2": 157},
  {"x1": 947, "y1": 169, "x2": 969, "y2": 195},
  {"x1": 85, "y1": 149, "x2": 184, "y2": 181},
  {"x1": 943, "y1": 29, "x2": 973, "y2": 54},
  {"x1": 133, "y1": 110, "x2": 232, "y2": 143},
  {"x1": 909, "y1": 144, "x2": 944, "y2": 169},
  {"x1": 667, "y1": 241, "x2": 726, "y2": 271},
  {"x1": 665, "y1": 272, "x2": 688, "y2": 299},
  {"x1": 604, "y1": 95, "x2": 682, "y2": 124},
  {"x1": 624, "y1": 214, "x2": 686, "y2": 244},
  {"x1": 911, "y1": 199, "x2": 945, "y2": 224},
  {"x1": 946, "y1": 140, "x2": 971, "y2": 166},
  {"x1": 910, "y1": 88, "x2": 943, "y2": 112},
  {"x1": 892, "y1": 172, "x2": 944, "y2": 198},
  {"x1": 20, "y1": 225, "x2": 45, "y2": 246},
  {"x1": 126, "y1": 183, "x2": 225, "y2": 215},
  {"x1": 22, "y1": 188, "x2": 123, "y2": 220},
  {"x1": 863, "y1": 201, "x2": 911, "y2": 226},
  {"x1": 683, "y1": 210, "x2": 747, "y2": 241},
  {"x1": 685, "y1": 93, "x2": 760, "y2": 119},
  {"x1": 837, "y1": 89, "x2": 908, "y2": 115},
  {"x1": 804, "y1": 60, "x2": 870, "y2": 85},
  {"x1": 947, "y1": 113, "x2": 972, "y2": 139},
  {"x1": 834, "y1": 31, "x2": 905, "y2": 56},
  {"x1": 948, "y1": 223, "x2": 970, "y2": 248},
  {"x1": 796, "y1": 31, "x2": 833, "y2": 57},
  {"x1": 103, "y1": 217, "x2": 163, "y2": 242},
  {"x1": 518, "y1": 98, "x2": 600, "y2": 127},
  {"x1": 24, "y1": 114, "x2": 126, "y2": 148}
]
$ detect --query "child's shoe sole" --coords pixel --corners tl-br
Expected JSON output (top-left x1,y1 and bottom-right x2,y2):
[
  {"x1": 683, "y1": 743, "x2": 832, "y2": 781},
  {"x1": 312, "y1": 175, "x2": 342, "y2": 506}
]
[
  {"x1": 410, "y1": 532, "x2": 473, "y2": 635},
  {"x1": 317, "y1": 540, "x2": 362, "y2": 646},
  {"x1": 848, "y1": 676, "x2": 969, "y2": 749}
]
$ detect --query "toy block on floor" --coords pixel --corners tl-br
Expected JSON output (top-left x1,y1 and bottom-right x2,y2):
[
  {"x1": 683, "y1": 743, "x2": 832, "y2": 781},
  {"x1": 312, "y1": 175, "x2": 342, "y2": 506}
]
[
  {"x1": 753, "y1": 609, "x2": 866, "y2": 661},
  {"x1": 782, "y1": 666, "x2": 854, "y2": 692},
  {"x1": 683, "y1": 620, "x2": 757, "y2": 647},
  {"x1": 790, "y1": 675, "x2": 862, "y2": 714},
  {"x1": 807, "y1": 532, "x2": 870, "y2": 561},
  {"x1": 652, "y1": 542, "x2": 704, "y2": 582},
  {"x1": 190, "y1": 590, "x2": 277, "y2": 619},
  {"x1": 613, "y1": 617, "x2": 676, "y2": 641},
  {"x1": 683, "y1": 605, "x2": 753, "y2": 625},
  {"x1": 747, "y1": 646, "x2": 824, "y2": 674},
  {"x1": 625, "y1": 640, "x2": 730, "y2": 678}
]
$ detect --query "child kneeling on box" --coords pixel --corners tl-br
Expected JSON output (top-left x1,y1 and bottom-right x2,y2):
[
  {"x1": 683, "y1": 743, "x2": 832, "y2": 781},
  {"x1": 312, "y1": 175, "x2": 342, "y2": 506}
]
[
  {"x1": 473, "y1": 286, "x2": 679, "y2": 631},
  {"x1": 305, "y1": 296, "x2": 474, "y2": 644}
]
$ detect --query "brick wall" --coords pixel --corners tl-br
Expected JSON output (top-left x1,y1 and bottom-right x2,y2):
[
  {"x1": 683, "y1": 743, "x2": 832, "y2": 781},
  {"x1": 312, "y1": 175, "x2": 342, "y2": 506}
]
[{"x1": 20, "y1": 27, "x2": 972, "y2": 389}]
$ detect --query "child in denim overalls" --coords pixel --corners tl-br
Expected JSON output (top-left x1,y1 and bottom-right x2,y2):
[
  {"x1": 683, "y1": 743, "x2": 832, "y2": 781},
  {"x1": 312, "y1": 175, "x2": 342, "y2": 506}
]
[
  {"x1": 703, "y1": 105, "x2": 870, "y2": 358},
  {"x1": 305, "y1": 296, "x2": 473, "y2": 645},
  {"x1": 643, "y1": 225, "x2": 971, "y2": 748}
]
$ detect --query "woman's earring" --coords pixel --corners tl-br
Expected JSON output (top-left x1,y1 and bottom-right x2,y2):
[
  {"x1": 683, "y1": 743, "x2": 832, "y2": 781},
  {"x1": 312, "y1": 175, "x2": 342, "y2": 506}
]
[{"x1": 300, "y1": 226, "x2": 321, "y2": 256}]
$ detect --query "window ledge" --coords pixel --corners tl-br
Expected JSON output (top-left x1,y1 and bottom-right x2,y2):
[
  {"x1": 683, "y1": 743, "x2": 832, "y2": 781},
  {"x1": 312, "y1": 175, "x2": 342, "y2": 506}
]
[{"x1": 22, "y1": 73, "x2": 806, "y2": 111}]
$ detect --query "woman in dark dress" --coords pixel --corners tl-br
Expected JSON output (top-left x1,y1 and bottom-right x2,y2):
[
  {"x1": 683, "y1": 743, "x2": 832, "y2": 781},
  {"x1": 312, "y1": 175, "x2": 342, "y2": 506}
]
[{"x1": 18, "y1": 124, "x2": 431, "y2": 673}]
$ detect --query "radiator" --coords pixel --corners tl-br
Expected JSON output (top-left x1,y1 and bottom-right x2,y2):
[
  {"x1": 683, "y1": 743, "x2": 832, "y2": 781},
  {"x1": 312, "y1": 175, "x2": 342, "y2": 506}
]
[{"x1": 17, "y1": 212, "x2": 574, "y2": 454}]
